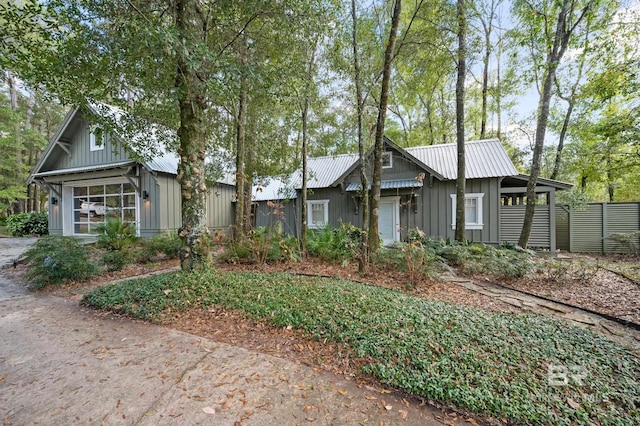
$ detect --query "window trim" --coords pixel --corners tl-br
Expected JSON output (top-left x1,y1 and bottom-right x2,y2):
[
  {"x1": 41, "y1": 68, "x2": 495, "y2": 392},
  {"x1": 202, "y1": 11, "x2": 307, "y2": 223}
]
[
  {"x1": 90, "y1": 129, "x2": 105, "y2": 151},
  {"x1": 450, "y1": 193, "x2": 484, "y2": 230},
  {"x1": 307, "y1": 199, "x2": 329, "y2": 229},
  {"x1": 63, "y1": 178, "x2": 140, "y2": 236},
  {"x1": 382, "y1": 151, "x2": 393, "y2": 169}
]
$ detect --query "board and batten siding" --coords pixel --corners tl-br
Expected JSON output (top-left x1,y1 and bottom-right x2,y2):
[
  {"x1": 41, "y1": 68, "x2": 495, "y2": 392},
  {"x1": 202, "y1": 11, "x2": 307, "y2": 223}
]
[
  {"x1": 138, "y1": 169, "x2": 161, "y2": 237},
  {"x1": 340, "y1": 152, "x2": 505, "y2": 243},
  {"x1": 48, "y1": 184, "x2": 63, "y2": 235},
  {"x1": 423, "y1": 178, "x2": 501, "y2": 244},
  {"x1": 254, "y1": 199, "x2": 298, "y2": 236},
  {"x1": 558, "y1": 203, "x2": 640, "y2": 253},
  {"x1": 206, "y1": 183, "x2": 235, "y2": 230},
  {"x1": 52, "y1": 118, "x2": 130, "y2": 170},
  {"x1": 500, "y1": 205, "x2": 551, "y2": 249}
]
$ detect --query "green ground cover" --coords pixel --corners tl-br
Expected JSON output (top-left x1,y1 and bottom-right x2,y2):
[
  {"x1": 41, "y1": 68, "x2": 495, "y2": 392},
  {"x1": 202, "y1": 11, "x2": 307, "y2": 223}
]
[{"x1": 83, "y1": 270, "x2": 639, "y2": 425}]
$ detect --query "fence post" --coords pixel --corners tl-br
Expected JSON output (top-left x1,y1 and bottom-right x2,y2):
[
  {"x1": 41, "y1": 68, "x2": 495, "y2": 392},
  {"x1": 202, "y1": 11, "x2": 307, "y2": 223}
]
[
  {"x1": 549, "y1": 190, "x2": 556, "y2": 252},
  {"x1": 602, "y1": 202, "x2": 608, "y2": 254}
]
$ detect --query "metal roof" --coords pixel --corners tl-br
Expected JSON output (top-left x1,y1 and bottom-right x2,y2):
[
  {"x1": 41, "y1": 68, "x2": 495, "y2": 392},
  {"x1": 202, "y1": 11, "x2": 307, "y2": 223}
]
[
  {"x1": 32, "y1": 161, "x2": 136, "y2": 179},
  {"x1": 345, "y1": 179, "x2": 424, "y2": 192},
  {"x1": 286, "y1": 153, "x2": 359, "y2": 189},
  {"x1": 406, "y1": 139, "x2": 518, "y2": 180},
  {"x1": 88, "y1": 103, "x2": 236, "y2": 185},
  {"x1": 252, "y1": 177, "x2": 297, "y2": 201}
]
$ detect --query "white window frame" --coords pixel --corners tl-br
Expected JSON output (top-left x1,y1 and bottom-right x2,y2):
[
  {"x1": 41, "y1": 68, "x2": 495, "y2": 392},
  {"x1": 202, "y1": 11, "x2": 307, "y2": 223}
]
[
  {"x1": 90, "y1": 129, "x2": 105, "y2": 151},
  {"x1": 307, "y1": 199, "x2": 329, "y2": 229},
  {"x1": 382, "y1": 151, "x2": 393, "y2": 169},
  {"x1": 450, "y1": 193, "x2": 484, "y2": 230},
  {"x1": 63, "y1": 178, "x2": 140, "y2": 237}
]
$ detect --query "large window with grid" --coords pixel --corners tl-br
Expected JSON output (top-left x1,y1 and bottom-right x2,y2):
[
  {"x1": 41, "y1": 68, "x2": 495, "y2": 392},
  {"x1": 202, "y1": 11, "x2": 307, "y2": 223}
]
[{"x1": 72, "y1": 182, "x2": 137, "y2": 234}]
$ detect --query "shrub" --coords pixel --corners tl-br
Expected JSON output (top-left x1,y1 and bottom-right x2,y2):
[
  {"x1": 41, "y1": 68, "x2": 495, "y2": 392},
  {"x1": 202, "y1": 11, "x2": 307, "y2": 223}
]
[
  {"x1": 372, "y1": 242, "x2": 447, "y2": 283},
  {"x1": 95, "y1": 219, "x2": 138, "y2": 250},
  {"x1": 407, "y1": 229, "x2": 533, "y2": 278},
  {"x1": 219, "y1": 226, "x2": 300, "y2": 263},
  {"x1": 23, "y1": 236, "x2": 97, "y2": 288},
  {"x1": 306, "y1": 223, "x2": 361, "y2": 263},
  {"x1": 137, "y1": 231, "x2": 182, "y2": 262},
  {"x1": 102, "y1": 249, "x2": 131, "y2": 271},
  {"x1": 6, "y1": 212, "x2": 48, "y2": 237}
]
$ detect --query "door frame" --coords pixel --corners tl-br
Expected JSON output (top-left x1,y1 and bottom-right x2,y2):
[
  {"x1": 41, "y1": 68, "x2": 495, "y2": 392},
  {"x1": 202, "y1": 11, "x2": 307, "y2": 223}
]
[{"x1": 379, "y1": 196, "x2": 400, "y2": 246}]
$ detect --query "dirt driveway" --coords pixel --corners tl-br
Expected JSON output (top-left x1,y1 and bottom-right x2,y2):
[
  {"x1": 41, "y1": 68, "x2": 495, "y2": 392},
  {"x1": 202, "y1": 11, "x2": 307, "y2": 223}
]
[{"x1": 0, "y1": 239, "x2": 457, "y2": 425}]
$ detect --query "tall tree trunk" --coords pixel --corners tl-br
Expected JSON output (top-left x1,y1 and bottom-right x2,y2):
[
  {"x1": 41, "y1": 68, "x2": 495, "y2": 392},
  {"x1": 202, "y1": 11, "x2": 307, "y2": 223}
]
[
  {"x1": 175, "y1": 0, "x2": 209, "y2": 271},
  {"x1": 496, "y1": 36, "x2": 502, "y2": 140},
  {"x1": 300, "y1": 44, "x2": 318, "y2": 252},
  {"x1": 352, "y1": 0, "x2": 369, "y2": 273},
  {"x1": 234, "y1": 83, "x2": 248, "y2": 240},
  {"x1": 550, "y1": 23, "x2": 590, "y2": 181},
  {"x1": 301, "y1": 99, "x2": 309, "y2": 250},
  {"x1": 549, "y1": 101, "x2": 573, "y2": 180},
  {"x1": 519, "y1": 0, "x2": 587, "y2": 248},
  {"x1": 368, "y1": 0, "x2": 401, "y2": 252},
  {"x1": 480, "y1": 29, "x2": 490, "y2": 139},
  {"x1": 243, "y1": 131, "x2": 255, "y2": 233},
  {"x1": 454, "y1": 0, "x2": 467, "y2": 243}
]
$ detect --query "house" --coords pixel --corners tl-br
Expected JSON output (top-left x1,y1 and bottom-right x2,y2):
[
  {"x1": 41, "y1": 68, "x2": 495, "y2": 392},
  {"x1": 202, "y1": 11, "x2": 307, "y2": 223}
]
[
  {"x1": 28, "y1": 104, "x2": 235, "y2": 237},
  {"x1": 253, "y1": 138, "x2": 572, "y2": 250}
]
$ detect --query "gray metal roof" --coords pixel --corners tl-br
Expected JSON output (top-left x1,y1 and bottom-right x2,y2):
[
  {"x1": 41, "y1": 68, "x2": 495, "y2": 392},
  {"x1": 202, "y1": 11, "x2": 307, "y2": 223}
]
[
  {"x1": 287, "y1": 153, "x2": 359, "y2": 189},
  {"x1": 86, "y1": 103, "x2": 236, "y2": 185},
  {"x1": 406, "y1": 139, "x2": 518, "y2": 180},
  {"x1": 252, "y1": 176, "x2": 297, "y2": 202},
  {"x1": 345, "y1": 179, "x2": 424, "y2": 192},
  {"x1": 32, "y1": 161, "x2": 136, "y2": 179}
]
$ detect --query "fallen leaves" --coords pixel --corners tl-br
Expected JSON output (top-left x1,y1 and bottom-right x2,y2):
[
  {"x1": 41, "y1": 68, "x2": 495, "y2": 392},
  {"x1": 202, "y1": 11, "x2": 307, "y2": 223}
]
[{"x1": 202, "y1": 407, "x2": 216, "y2": 414}]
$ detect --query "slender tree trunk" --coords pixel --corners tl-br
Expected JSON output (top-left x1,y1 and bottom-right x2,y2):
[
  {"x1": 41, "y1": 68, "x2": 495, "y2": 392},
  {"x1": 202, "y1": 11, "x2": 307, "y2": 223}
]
[
  {"x1": 519, "y1": 0, "x2": 585, "y2": 248},
  {"x1": 550, "y1": 23, "x2": 589, "y2": 181},
  {"x1": 454, "y1": 0, "x2": 467, "y2": 243},
  {"x1": 300, "y1": 44, "x2": 317, "y2": 253},
  {"x1": 496, "y1": 36, "x2": 502, "y2": 140},
  {"x1": 549, "y1": 101, "x2": 573, "y2": 180},
  {"x1": 480, "y1": 30, "x2": 490, "y2": 139},
  {"x1": 234, "y1": 83, "x2": 248, "y2": 240},
  {"x1": 175, "y1": 0, "x2": 209, "y2": 271},
  {"x1": 243, "y1": 130, "x2": 255, "y2": 233},
  {"x1": 351, "y1": 0, "x2": 369, "y2": 273},
  {"x1": 368, "y1": 0, "x2": 401, "y2": 252}
]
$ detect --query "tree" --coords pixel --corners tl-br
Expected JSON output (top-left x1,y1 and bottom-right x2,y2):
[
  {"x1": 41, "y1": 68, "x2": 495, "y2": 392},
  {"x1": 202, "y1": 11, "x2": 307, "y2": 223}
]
[
  {"x1": 454, "y1": 0, "x2": 467, "y2": 243},
  {"x1": 351, "y1": 0, "x2": 369, "y2": 273},
  {"x1": 513, "y1": 0, "x2": 600, "y2": 248},
  {"x1": 1, "y1": 0, "x2": 321, "y2": 270},
  {"x1": 369, "y1": 0, "x2": 402, "y2": 253}
]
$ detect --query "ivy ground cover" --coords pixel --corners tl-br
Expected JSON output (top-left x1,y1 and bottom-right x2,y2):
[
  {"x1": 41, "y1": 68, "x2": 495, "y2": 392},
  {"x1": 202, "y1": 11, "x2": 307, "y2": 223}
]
[{"x1": 83, "y1": 271, "x2": 639, "y2": 425}]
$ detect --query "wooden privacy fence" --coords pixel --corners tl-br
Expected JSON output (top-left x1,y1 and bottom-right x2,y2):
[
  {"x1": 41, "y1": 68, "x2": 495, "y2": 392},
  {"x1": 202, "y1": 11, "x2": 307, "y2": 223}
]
[{"x1": 556, "y1": 202, "x2": 640, "y2": 253}]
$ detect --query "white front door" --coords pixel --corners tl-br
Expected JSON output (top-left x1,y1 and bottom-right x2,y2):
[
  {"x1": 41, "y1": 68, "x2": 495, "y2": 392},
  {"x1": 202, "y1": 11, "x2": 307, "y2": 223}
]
[{"x1": 378, "y1": 197, "x2": 400, "y2": 246}]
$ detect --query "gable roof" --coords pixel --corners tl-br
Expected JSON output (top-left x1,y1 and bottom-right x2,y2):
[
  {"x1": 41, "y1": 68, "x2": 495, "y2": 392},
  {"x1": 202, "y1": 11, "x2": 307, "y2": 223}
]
[
  {"x1": 252, "y1": 137, "x2": 520, "y2": 201},
  {"x1": 29, "y1": 104, "x2": 235, "y2": 186},
  {"x1": 406, "y1": 139, "x2": 518, "y2": 180}
]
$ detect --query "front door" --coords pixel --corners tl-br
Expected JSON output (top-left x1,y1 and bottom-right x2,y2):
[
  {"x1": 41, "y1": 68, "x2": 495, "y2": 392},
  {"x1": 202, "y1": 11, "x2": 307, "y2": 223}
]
[{"x1": 378, "y1": 197, "x2": 400, "y2": 246}]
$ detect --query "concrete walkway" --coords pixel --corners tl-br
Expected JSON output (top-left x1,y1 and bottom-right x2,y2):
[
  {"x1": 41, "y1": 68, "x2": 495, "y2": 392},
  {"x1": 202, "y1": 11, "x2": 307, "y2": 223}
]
[
  {"x1": 0, "y1": 238, "x2": 454, "y2": 425},
  {"x1": 443, "y1": 274, "x2": 640, "y2": 349}
]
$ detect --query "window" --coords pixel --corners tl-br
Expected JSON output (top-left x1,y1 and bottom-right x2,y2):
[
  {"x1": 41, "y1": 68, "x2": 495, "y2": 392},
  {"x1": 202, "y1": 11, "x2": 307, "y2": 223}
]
[
  {"x1": 90, "y1": 129, "x2": 105, "y2": 151},
  {"x1": 382, "y1": 151, "x2": 393, "y2": 169},
  {"x1": 450, "y1": 193, "x2": 484, "y2": 230},
  {"x1": 307, "y1": 200, "x2": 329, "y2": 229},
  {"x1": 72, "y1": 182, "x2": 137, "y2": 234}
]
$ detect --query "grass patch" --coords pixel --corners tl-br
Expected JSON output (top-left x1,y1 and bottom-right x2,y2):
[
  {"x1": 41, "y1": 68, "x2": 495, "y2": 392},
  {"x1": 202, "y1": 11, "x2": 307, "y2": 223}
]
[{"x1": 83, "y1": 271, "x2": 639, "y2": 425}]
